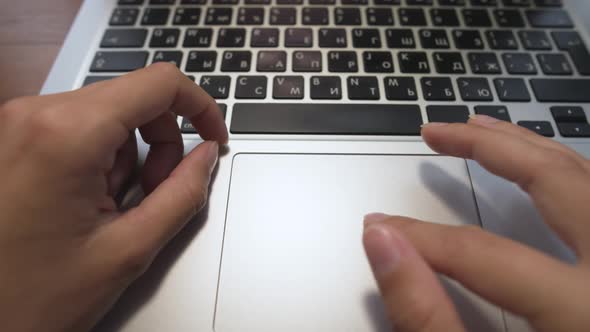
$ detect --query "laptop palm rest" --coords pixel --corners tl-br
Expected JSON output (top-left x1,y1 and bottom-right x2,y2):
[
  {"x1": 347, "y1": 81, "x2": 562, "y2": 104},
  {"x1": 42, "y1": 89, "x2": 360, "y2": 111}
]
[{"x1": 215, "y1": 153, "x2": 505, "y2": 332}]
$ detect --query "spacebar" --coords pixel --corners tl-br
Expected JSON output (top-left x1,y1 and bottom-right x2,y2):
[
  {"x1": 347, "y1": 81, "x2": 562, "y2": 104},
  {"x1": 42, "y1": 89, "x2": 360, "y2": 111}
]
[
  {"x1": 230, "y1": 103, "x2": 423, "y2": 135},
  {"x1": 530, "y1": 79, "x2": 590, "y2": 102}
]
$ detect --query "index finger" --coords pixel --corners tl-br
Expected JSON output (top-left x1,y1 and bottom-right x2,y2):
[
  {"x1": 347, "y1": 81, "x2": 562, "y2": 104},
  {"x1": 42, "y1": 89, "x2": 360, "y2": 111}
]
[
  {"x1": 82, "y1": 63, "x2": 228, "y2": 144},
  {"x1": 421, "y1": 121, "x2": 590, "y2": 256}
]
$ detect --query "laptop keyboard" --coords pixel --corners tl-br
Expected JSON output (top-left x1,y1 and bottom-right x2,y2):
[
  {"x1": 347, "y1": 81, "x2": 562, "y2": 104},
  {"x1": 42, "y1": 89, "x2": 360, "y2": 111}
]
[{"x1": 84, "y1": 0, "x2": 590, "y2": 138}]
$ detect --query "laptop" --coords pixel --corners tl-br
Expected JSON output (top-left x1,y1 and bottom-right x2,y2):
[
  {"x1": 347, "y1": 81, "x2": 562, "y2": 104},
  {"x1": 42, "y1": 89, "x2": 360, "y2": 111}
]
[{"x1": 42, "y1": 0, "x2": 590, "y2": 331}]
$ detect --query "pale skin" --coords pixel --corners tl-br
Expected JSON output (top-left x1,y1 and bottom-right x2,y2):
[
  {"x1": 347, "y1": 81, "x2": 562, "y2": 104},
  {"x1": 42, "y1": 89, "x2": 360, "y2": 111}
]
[{"x1": 0, "y1": 63, "x2": 588, "y2": 332}]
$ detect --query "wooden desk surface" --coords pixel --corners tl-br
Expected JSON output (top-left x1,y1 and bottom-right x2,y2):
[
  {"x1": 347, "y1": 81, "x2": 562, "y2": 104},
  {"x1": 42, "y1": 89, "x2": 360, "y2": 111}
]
[{"x1": 0, "y1": 0, "x2": 82, "y2": 104}]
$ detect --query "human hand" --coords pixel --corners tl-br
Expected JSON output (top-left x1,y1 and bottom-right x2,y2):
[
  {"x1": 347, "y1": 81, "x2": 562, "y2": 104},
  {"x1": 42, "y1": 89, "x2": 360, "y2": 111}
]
[
  {"x1": 363, "y1": 115, "x2": 590, "y2": 332},
  {"x1": 0, "y1": 63, "x2": 227, "y2": 332}
]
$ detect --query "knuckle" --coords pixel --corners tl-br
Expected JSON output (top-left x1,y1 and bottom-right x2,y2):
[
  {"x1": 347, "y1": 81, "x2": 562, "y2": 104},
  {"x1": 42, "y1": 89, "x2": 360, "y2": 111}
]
[{"x1": 0, "y1": 97, "x2": 33, "y2": 121}]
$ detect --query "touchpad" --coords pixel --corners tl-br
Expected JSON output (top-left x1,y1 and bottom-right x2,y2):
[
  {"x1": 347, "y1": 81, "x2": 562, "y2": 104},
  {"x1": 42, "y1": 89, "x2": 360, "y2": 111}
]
[{"x1": 215, "y1": 154, "x2": 504, "y2": 332}]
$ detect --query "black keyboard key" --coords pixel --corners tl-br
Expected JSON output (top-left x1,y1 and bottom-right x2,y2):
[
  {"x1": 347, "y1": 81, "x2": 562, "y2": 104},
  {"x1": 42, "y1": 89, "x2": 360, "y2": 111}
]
[
  {"x1": 181, "y1": 0, "x2": 207, "y2": 3},
  {"x1": 551, "y1": 31, "x2": 590, "y2": 75},
  {"x1": 438, "y1": 0, "x2": 466, "y2": 5},
  {"x1": 200, "y1": 76, "x2": 231, "y2": 99},
  {"x1": 348, "y1": 77, "x2": 380, "y2": 100},
  {"x1": 303, "y1": 7, "x2": 329, "y2": 25},
  {"x1": 430, "y1": 9, "x2": 459, "y2": 26},
  {"x1": 101, "y1": 29, "x2": 148, "y2": 48},
  {"x1": 468, "y1": 52, "x2": 501, "y2": 74},
  {"x1": 502, "y1": 0, "x2": 530, "y2": 6},
  {"x1": 353, "y1": 29, "x2": 382, "y2": 48},
  {"x1": 186, "y1": 51, "x2": 217, "y2": 72},
  {"x1": 519, "y1": 30, "x2": 552, "y2": 50},
  {"x1": 399, "y1": 52, "x2": 430, "y2": 73},
  {"x1": 285, "y1": 28, "x2": 313, "y2": 47},
  {"x1": 502, "y1": 53, "x2": 537, "y2": 74},
  {"x1": 217, "y1": 28, "x2": 246, "y2": 47},
  {"x1": 310, "y1": 76, "x2": 342, "y2": 99},
  {"x1": 328, "y1": 51, "x2": 358, "y2": 72},
  {"x1": 152, "y1": 51, "x2": 183, "y2": 67},
  {"x1": 293, "y1": 51, "x2": 322, "y2": 72},
  {"x1": 181, "y1": 104, "x2": 227, "y2": 134},
  {"x1": 83, "y1": 76, "x2": 117, "y2": 86},
  {"x1": 335, "y1": 8, "x2": 361, "y2": 25},
  {"x1": 319, "y1": 29, "x2": 347, "y2": 48},
  {"x1": 238, "y1": 7, "x2": 265, "y2": 25},
  {"x1": 530, "y1": 79, "x2": 590, "y2": 102},
  {"x1": 567, "y1": 47, "x2": 590, "y2": 76},
  {"x1": 419, "y1": 29, "x2": 450, "y2": 49},
  {"x1": 534, "y1": 0, "x2": 561, "y2": 7},
  {"x1": 150, "y1": 0, "x2": 175, "y2": 4},
  {"x1": 245, "y1": 0, "x2": 271, "y2": 3},
  {"x1": 551, "y1": 106, "x2": 586, "y2": 123},
  {"x1": 426, "y1": 106, "x2": 469, "y2": 123},
  {"x1": 184, "y1": 28, "x2": 212, "y2": 47},
  {"x1": 422, "y1": 77, "x2": 455, "y2": 101},
  {"x1": 557, "y1": 123, "x2": 590, "y2": 137},
  {"x1": 367, "y1": 8, "x2": 394, "y2": 26},
  {"x1": 342, "y1": 0, "x2": 368, "y2": 4},
  {"x1": 462, "y1": 9, "x2": 492, "y2": 27},
  {"x1": 230, "y1": 104, "x2": 423, "y2": 135},
  {"x1": 150, "y1": 28, "x2": 180, "y2": 47},
  {"x1": 374, "y1": 0, "x2": 400, "y2": 4},
  {"x1": 274, "y1": 76, "x2": 304, "y2": 99},
  {"x1": 518, "y1": 121, "x2": 554, "y2": 137},
  {"x1": 110, "y1": 8, "x2": 140, "y2": 26},
  {"x1": 486, "y1": 30, "x2": 518, "y2": 50},
  {"x1": 221, "y1": 51, "x2": 252, "y2": 72},
  {"x1": 494, "y1": 78, "x2": 531, "y2": 101},
  {"x1": 257, "y1": 51, "x2": 287, "y2": 72},
  {"x1": 407, "y1": 0, "x2": 432, "y2": 5},
  {"x1": 363, "y1": 52, "x2": 394, "y2": 73},
  {"x1": 433, "y1": 52, "x2": 466, "y2": 74},
  {"x1": 251, "y1": 28, "x2": 279, "y2": 47},
  {"x1": 310, "y1": 0, "x2": 335, "y2": 3},
  {"x1": 475, "y1": 105, "x2": 511, "y2": 122},
  {"x1": 119, "y1": 0, "x2": 144, "y2": 5},
  {"x1": 399, "y1": 8, "x2": 426, "y2": 26},
  {"x1": 470, "y1": 0, "x2": 497, "y2": 6},
  {"x1": 526, "y1": 9, "x2": 572, "y2": 28},
  {"x1": 386, "y1": 29, "x2": 416, "y2": 48},
  {"x1": 141, "y1": 8, "x2": 170, "y2": 25},
  {"x1": 90, "y1": 52, "x2": 148, "y2": 72},
  {"x1": 271, "y1": 8, "x2": 297, "y2": 25},
  {"x1": 494, "y1": 9, "x2": 525, "y2": 27},
  {"x1": 278, "y1": 0, "x2": 303, "y2": 3},
  {"x1": 453, "y1": 30, "x2": 484, "y2": 49},
  {"x1": 384, "y1": 77, "x2": 418, "y2": 101},
  {"x1": 205, "y1": 8, "x2": 233, "y2": 25},
  {"x1": 458, "y1": 77, "x2": 493, "y2": 101},
  {"x1": 537, "y1": 53, "x2": 572, "y2": 75},
  {"x1": 173, "y1": 7, "x2": 201, "y2": 25},
  {"x1": 213, "y1": 0, "x2": 238, "y2": 4},
  {"x1": 235, "y1": 76, "x2": 267, "y2": 99}
]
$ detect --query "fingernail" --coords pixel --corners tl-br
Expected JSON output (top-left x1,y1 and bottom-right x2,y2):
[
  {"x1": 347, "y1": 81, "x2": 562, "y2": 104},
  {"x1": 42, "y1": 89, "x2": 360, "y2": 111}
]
[
  {"x1": 206, "y1": 141, "x2": 219, "y2": 173},
  {"x1": 364, "y1": 224, "x2": 402, "y2": 276},
  {"x1": 364, "y1": 213, "x2": 391, "y2": 226},
  {"x1": 421, "y1": 122, "x2": 449, "y2": 128},
  {"x1": 469, "y1": 114, "x2": 500, "y2": 125}
]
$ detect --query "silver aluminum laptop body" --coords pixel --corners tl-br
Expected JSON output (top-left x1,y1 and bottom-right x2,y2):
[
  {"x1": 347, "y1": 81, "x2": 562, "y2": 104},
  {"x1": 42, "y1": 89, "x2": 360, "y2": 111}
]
[{"x1": 42, "y1": 0, "x2": 590, "y2": 331}]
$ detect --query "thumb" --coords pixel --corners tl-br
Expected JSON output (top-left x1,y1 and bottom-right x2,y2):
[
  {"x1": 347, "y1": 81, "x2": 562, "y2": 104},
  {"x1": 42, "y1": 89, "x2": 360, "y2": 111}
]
[
  {"x1": 363, "y1": 214, "x2": 466, "y2": 332},
  {"x1": 98, "y1": 141, "x2": 219, "y2": 276}
]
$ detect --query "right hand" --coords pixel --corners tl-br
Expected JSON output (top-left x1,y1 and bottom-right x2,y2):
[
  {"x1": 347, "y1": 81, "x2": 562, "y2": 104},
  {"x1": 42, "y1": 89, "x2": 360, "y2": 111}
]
[{"x1": 363, "y1": 115, "x2": 590, "y2": 332}]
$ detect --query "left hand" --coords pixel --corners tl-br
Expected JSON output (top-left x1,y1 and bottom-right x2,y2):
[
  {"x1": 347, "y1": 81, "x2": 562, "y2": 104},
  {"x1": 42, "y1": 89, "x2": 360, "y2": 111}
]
[{"x1": 0, "y1": 63, "x2": 227, "y2": 332}]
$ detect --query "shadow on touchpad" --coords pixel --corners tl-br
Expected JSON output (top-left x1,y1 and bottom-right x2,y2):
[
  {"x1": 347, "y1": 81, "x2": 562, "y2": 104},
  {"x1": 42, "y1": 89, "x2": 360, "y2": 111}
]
[{"x1": 215, "y1": 154, "x2": 503, "y2": 332}]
